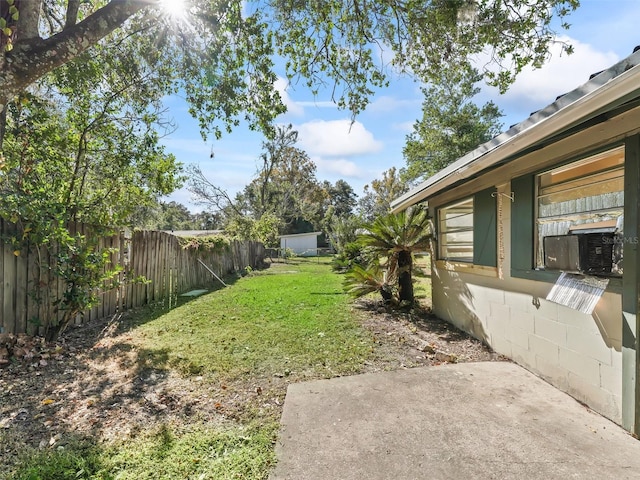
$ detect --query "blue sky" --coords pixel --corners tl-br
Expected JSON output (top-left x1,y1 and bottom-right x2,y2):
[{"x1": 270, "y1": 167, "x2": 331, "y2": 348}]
[{"x1": 161, "y1": 0, "x2": 640, "y2": 212}]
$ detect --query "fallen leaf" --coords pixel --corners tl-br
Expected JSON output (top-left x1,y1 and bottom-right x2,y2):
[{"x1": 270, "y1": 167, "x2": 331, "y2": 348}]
[
  {"x1": 49, "y1": 434, "x2": 61, "y2": 446},
  {"x1": 41, "y1": 398, "x2": 55, "y2": 406}
]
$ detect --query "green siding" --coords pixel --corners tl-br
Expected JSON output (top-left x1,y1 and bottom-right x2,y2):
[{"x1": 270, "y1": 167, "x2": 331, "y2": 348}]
[
  {"x1": 510, "y1": 174, "x2": 535, "y2": 276},
  {"x1": 622, "y1": 134, "x2": 640, "y2": 433},
  {"x1": 473, "y1": 188, "x2": 497, "y2": 267}
]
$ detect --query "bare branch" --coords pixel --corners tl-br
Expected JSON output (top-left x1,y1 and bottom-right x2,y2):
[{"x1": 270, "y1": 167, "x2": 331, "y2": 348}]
[{"x1": 187, "y1": 165, "x2": 242, "y2": 216}]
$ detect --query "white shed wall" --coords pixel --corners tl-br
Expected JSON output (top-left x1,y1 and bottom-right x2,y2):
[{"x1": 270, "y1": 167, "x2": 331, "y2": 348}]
[{"x1": 280, "y1": 234, "x2": 318, "y2": 256}]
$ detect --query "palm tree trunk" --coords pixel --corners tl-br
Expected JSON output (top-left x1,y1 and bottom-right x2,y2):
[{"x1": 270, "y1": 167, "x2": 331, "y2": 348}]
[{"x1": 397, "y1": 250, "x2": 413, "y2": 302}]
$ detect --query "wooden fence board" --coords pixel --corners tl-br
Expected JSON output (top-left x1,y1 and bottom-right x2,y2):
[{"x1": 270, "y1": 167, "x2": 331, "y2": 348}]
[
  {"x1": 42, "y1": 243, "x2": 53, "y2": 337},
  {"x1": 26, "y1": 243, "x2": 39, "y2": 335},
  {"x1": 14, "y1": 246, "x2": 27, "y2": 334},
  {"x1": 2, "y1": 221, "x2": 17, "y2": 334},
  {"x1": 0, "y1": 222, "x2": 265, "y2": 335},
  {"x1": 0, "y1": 219, "x2": 4, "y2": 332}
]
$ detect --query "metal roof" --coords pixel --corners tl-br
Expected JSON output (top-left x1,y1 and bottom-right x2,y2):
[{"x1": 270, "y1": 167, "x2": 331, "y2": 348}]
[
  {"x1": 279, "y1": 231, "x2": 323, "y2": 239},
  {"x1": 391, "y1": 48, "x2": 640, "y2": 212}
]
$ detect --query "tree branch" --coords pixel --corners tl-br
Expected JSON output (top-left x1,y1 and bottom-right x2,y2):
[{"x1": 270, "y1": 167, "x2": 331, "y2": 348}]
[
  {"x1": 1, "y1": 0, "x2": 154, "y2": 110},
  {"x1": 16, "y1": 0, "x2": 42, "y2": 41},
  {"x1": 64, "y1": 0, "x2": 82, "y2": 29}
]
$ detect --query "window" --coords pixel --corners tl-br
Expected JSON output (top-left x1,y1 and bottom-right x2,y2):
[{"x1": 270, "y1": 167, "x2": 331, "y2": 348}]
[
  {"x1": 437, "y1": 188, "x2": 497, "y2": 268},
  {"x1": 535, "y1": 146, "x2": 624, "y2": 271},
  {"x1": 438, "y1": 197, "x2": 474, "y2": 262}
]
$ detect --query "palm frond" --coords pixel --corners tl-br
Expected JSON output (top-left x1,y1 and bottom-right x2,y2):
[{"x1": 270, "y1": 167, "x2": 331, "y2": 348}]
[
  {"x1": 359, "y1": 204, "x2": 432, "y2": 254},
  {"x1": 343, "y1": 263, "x2": 393, "y2": 301}
]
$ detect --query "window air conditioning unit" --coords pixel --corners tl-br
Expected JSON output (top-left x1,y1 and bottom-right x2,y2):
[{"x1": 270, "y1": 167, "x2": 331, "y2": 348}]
[{"x1": 543, "y1": 233, "x2": 615, "y2": 275}]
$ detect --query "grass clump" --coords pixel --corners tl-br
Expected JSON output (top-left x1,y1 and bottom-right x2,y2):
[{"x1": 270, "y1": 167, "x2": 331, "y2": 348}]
[
  {"x1": 11, "y1": 423, "x2": 277, "y2": 480},
  {"x1": 105, "y1": 422, "x2": 278, "y2": 480},
  {"x1": 10, "y1": 438, "x2": 108, "y2": 480}
]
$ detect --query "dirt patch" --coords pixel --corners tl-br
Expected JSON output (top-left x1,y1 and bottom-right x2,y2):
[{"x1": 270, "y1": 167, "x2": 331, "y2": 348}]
[
  {"x1": 354, "y1": 298, "x2": 505, "y2": 371},
  {"x1": 0, "y1": 298, "x2": 505, "y2": 474}
]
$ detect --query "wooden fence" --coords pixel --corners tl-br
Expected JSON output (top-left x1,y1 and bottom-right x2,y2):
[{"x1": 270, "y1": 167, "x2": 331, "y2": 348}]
[{"x1": 0, "y1": 219, "x2": 265, "y2": 335}]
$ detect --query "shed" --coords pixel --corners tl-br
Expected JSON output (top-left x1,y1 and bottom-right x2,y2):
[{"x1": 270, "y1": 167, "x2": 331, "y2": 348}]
[
  {"x1": 391, "y1": 48, "x2": 640, "y2": 435},
  {"x1": 280, "y1": 232, "x2": 322, "y2": 256}
]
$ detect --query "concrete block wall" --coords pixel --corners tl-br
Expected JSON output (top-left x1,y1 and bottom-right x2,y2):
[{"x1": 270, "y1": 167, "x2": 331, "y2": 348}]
[{"x1": 433, "y1": 270, "x2": 623, "y2": 424}]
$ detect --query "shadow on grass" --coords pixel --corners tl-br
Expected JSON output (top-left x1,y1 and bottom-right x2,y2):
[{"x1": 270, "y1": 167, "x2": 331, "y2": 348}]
[
  {"x1": 0, "y1": 272, "x2": 253, "y2": 477},
  {"x1": 119, "y1": 270, "x2": 243, "y2": 332}
]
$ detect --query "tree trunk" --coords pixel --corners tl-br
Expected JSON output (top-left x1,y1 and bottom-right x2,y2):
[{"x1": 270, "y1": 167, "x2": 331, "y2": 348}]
[
  {"x1": 44, "y1": 310, "x2": 74, "y2": 342},
  {"x1": 397, "y1": 250, "x2": 414, "y2": 303}
]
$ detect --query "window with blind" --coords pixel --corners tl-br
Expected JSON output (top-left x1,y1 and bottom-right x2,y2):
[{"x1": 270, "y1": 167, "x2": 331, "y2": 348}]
[
  {"x1": 535, "y1": 146, "x2": 625, "y2": 269},
  {"x1": 438, "y1": 197, "x2": 474, "y2": 262}
]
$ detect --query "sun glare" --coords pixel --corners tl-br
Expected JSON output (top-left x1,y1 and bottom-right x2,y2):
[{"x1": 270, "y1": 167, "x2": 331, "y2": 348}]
[{"x1": 158, "y1": 0, "x2": 189, "y2": 21}]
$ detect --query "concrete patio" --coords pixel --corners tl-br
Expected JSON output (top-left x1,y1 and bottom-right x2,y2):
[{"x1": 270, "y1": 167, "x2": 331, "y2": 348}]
[{"x1": 271, "y1": 362, "x2": 640, "y2": 479}]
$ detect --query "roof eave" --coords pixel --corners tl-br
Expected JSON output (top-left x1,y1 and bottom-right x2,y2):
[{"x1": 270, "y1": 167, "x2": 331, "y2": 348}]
[{"x1": 390, "y1": 51, "x2": 640, "y2": 213}]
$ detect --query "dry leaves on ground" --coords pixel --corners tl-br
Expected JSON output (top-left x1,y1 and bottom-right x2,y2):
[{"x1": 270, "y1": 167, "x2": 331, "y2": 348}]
[{"x1": 0, "y1": 298, "x2": 505, "y2": 473}]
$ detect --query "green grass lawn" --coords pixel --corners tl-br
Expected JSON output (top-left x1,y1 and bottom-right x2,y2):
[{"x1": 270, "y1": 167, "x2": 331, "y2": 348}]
[
  {"x1": 413, "y1": 253, "x2": 432, "y2": 305},
  {"x1": 10, "y1": 257, "x2": 378, "y2": 480},
  {"x1": 135, "y1": 258, "x2": 372, "y2": 381}
]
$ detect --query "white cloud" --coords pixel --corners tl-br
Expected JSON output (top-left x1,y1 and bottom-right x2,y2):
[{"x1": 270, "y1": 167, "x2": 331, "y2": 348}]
[
  {"x1": 485, "y1": 36, "x2": 619, "y2": 107},
  {"x1": 295, "y1": 119, "x2": 383, "y2": 157},
  {"x1": 367, "y1": 95, "x2": 418, "y2": 114},
  {"x1": 275, "y1": 77, "x2": 305, "y2": 117},
  {"x1": 393, "y1": 121, "x2": 415, "y2": 133},
  {"x1": 312, "y1": 156, "x2": 364, "y2": 178},
  {"x1": 296, "y1": 100, "x2": 339, "y2": 108}
]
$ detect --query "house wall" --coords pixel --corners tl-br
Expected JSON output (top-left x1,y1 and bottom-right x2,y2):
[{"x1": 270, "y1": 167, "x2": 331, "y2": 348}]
[
  {"x1": 427, "y1": 105, "x2": 640, "y2": 426},
  {"x1": 280, "y1": 234, "x2": 318, "y2": 256},
  {"x1": 432, "y1": 193, "x2": 623, "y2": 423}
]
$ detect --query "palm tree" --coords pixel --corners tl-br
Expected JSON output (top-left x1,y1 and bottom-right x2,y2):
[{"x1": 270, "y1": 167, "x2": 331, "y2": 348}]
[{"x1": 344, "y1": 205, "x2": 432, "y2": 304}]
